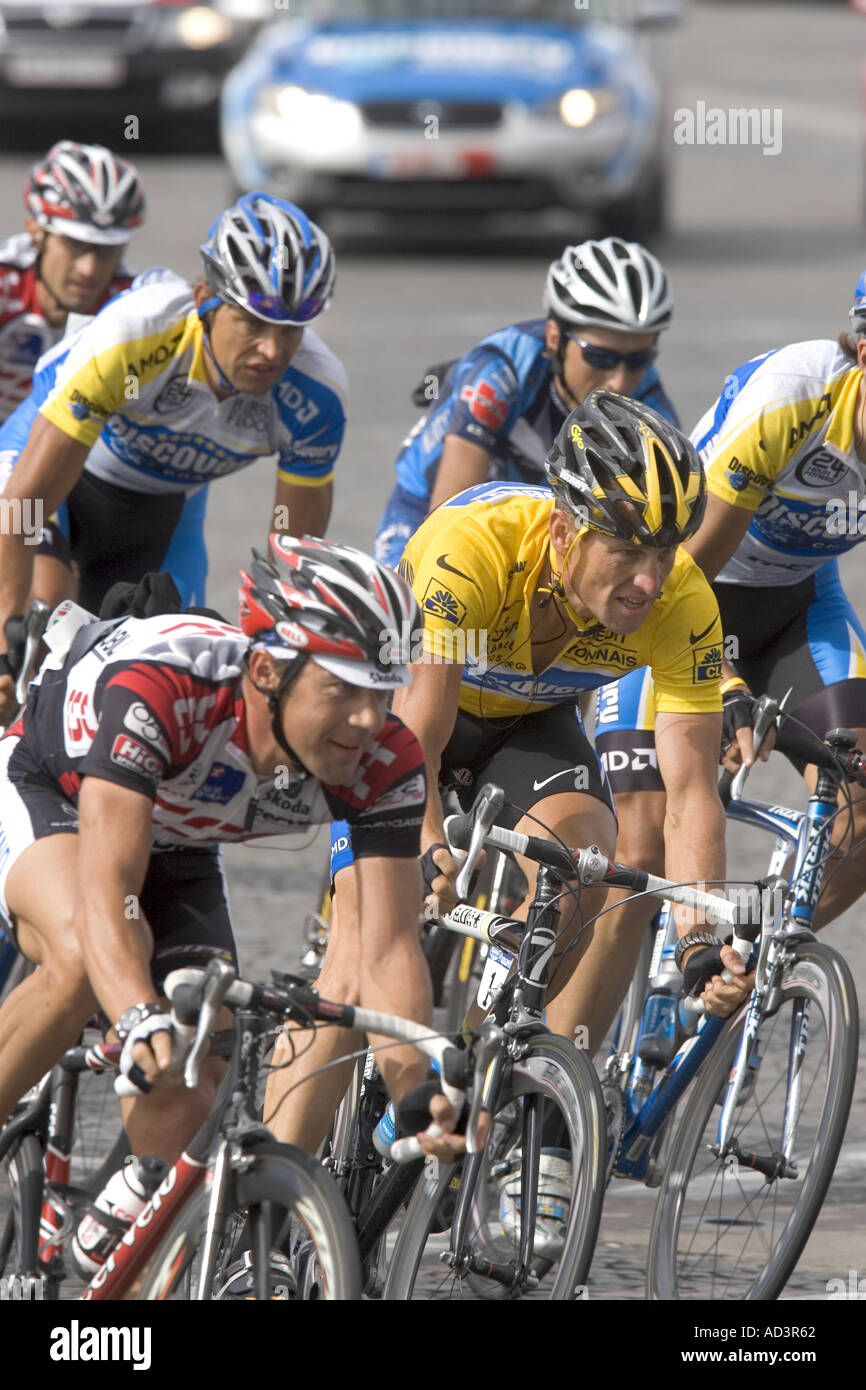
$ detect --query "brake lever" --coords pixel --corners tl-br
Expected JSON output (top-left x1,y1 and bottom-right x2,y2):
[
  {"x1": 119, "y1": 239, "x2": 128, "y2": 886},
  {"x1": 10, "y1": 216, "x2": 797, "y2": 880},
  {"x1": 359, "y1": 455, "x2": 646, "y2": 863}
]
[
  {"x1": 14, "y1": 599, "x2": 50, "y2": 707},
  {"x1": 728, "y1": 693, "x2": 779, "y2": 802},
  {"x1": 184, "y1": 958, "x2": 237, "y2": 1088},
  {"x1": 454, "y1": 784, "x2": 504, "y2": 901}
]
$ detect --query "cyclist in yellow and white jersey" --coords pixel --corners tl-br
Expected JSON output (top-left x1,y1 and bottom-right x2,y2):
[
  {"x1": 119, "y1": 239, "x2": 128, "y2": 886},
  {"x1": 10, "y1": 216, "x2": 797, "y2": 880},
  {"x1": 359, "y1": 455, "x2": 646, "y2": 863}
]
[
  {"x1": 387, "y1": 391, "x2": 752, "y2": 1074},
  {"x1": 595, "y1": 271, "x2": 866, "y2": 955},
  {"x1": 0, "y1": 193, "x2": 345, "y2": 722}
]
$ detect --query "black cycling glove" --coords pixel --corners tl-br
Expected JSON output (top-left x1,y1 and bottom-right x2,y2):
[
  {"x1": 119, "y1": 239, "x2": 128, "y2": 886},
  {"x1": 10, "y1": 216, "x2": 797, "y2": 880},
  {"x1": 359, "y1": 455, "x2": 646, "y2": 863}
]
[
  {"x1": 420, "y1": 842, "x2": 450, "y2": 895},
  {"x1": 681, "y1": 944, "x2": 727, "y2": 998},
  {"x1": 721, "y1": 684, "x2": 757, "y2": 754}
]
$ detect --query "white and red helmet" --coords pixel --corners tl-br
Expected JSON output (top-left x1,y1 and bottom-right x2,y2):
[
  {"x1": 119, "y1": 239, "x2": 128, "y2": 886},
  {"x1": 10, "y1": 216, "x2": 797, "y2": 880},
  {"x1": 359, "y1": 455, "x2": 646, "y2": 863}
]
[
  {"x1": 239, "y1": 535, "x2": 422, "y2": 690},
  {"x1": 25, "y1": 141, "x2": 145, "y2": 246}
]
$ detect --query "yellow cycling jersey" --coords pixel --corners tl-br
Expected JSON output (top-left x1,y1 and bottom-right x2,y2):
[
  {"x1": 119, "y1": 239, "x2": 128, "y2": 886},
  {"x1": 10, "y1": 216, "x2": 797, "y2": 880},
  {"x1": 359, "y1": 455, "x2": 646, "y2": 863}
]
[{"x1": 399, "y1": 482, "x2": 724, "y2": 720}]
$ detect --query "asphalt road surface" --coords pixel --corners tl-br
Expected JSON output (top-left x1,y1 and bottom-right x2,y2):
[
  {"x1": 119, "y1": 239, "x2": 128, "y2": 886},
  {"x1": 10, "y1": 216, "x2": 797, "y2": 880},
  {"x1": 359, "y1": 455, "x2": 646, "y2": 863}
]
[{"x1": 1, "y1": 0, "x2": 864, "y2": 1304}]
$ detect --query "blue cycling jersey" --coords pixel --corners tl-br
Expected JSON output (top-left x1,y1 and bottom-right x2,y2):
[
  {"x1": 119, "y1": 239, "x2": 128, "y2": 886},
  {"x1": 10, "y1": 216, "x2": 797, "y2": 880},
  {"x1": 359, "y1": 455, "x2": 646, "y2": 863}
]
[
  {"x1": 374, "y1": 318, "x2": 677, "y2": 571},
  {"x1": 395, "y1": 318, "x2": 677, "y2": 499}
]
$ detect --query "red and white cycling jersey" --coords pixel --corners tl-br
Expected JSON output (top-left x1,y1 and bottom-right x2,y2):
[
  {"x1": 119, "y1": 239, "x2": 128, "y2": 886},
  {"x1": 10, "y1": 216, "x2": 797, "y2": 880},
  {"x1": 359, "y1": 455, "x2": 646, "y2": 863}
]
[
  {"x1": 4, "y1": 612, "x2": 425, "y2": 856},
  {"x1": 0, "y1": 233, "x2": 132, "y2": 423}
]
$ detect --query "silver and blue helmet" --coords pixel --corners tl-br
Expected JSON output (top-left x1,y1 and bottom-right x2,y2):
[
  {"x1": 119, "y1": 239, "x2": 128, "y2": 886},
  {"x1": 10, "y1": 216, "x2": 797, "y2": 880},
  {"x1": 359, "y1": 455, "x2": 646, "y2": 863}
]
[{"x1": 200, "y1": 193, "x2": 336, "y2": 326}]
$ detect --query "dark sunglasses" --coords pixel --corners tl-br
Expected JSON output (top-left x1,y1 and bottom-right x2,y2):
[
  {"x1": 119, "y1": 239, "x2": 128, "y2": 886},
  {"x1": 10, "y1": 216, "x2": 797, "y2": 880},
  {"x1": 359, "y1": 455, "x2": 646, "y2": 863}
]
[{"x1": 568, "y1": 335, "x2": 657, "y2": 373}]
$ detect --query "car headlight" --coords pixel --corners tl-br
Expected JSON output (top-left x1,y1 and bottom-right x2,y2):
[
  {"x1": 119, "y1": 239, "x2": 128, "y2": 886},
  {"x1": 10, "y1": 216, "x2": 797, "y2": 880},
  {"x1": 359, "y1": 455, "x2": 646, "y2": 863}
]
[
  {"x1": 258, "y1": 86, "x2": 363, "y2": 148},
  {"x1": 557, "y1": 88, "x2": 621, "y2": 128},
  {"x1": 172, "y1": 7, "x2": 235, "y2": 50}
]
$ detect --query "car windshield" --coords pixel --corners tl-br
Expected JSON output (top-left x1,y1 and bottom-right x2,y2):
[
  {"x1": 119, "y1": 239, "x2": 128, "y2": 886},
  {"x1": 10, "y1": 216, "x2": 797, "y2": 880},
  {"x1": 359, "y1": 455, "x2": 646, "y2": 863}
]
[{"x1": 284, "y1": 1, "x2": 617, "y2": 20}]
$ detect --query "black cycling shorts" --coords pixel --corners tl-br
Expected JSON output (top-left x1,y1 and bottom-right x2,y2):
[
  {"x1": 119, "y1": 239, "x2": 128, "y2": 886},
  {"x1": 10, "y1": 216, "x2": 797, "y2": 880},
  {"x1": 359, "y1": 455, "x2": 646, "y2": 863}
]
[
  {"x1": 65, "y1": 472, "x2": 185, "y2": 613},
  {"x1": 0, "y1": 737, "x2": 237, "y2": 993},
  {"x1": 441, "y1": 702, "x2": 615, "y2": 828},
  {"x1": 34, "y1": 521, "x2": 72, "y2": 566}
]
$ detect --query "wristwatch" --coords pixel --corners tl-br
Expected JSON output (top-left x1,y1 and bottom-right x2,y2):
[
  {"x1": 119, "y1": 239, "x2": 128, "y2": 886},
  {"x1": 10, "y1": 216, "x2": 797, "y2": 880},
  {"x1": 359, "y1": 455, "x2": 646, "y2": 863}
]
[
  {"x1": 115, "y1": 1001, "x2": 164, "y2": 1042},
  {"x1": 674, "y1": 932, "x2": 725, "y2": 973}
]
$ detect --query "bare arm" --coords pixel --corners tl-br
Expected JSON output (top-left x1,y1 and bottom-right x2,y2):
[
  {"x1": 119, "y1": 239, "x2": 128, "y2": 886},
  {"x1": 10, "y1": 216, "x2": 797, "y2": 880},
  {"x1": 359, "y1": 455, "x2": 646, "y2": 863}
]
[
  {"x1": 73, "y1": 777, "x2": 156, "y2": 1025},
  {"x1": 272, "y1": 476, "x2": 333, "y2": 540},
  {"x1": 683, "y1": 493, "x2": 755, "y2": 583},
  {"x1": 427, "y1": 435, "x2": 491, "y2": 513},
  {"x1": 392, "y1": 658, "x2": 464, "y2": 852},
  {"x1": 336, "y1": 853, "x2": 433, "y2": 1101},
  {"x1": 654, "y1": 709, "x2": 726, "y2": 937},
  {"x1": 0, "y1": 416, "x2": 90, "y2": 641}
]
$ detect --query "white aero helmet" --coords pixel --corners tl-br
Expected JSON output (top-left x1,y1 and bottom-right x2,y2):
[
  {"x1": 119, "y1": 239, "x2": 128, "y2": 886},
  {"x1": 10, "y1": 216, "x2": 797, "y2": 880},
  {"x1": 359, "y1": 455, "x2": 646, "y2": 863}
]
[{"x1": 544, "y1": 237, "x2": 673, "y2": 334}]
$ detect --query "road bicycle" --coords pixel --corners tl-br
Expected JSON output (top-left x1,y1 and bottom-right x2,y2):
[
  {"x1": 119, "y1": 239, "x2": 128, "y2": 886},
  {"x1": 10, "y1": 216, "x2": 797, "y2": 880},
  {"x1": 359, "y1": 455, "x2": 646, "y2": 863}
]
[
  {"x1": 0, "y1": 957, "x2": 467, "y2": 1301},
  {"x1": 641, "y1": 701, "x2": 861, "y2": 1299},
  {"x1": 375, "y1": 781, "x2": 769, "y2": 1300}
]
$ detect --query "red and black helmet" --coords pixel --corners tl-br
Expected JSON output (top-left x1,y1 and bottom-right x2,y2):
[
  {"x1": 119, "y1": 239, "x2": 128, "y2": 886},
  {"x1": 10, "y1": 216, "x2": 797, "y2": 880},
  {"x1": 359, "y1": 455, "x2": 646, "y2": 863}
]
[
  {"x1": 25, "y1": 141, "x2": 145, "y2": 245},
  {"x1": 239, "y1": 535, "x2": 422, "y2": 690}
]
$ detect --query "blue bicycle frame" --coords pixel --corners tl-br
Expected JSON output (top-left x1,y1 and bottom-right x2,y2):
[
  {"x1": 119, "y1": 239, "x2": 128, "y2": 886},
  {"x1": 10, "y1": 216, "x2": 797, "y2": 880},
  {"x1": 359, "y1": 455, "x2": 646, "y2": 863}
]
[{"x1": 612, "y1": 781, "x2": 833, "y2": 1183}]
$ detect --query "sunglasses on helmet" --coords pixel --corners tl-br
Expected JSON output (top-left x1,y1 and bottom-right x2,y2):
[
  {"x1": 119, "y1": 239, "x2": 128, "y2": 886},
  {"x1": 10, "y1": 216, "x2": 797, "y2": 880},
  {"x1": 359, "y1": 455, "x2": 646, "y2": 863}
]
[
  {"x1": 247, "y1": 290, "x2": 328, "y2": 325},
  {"x1": 568, "y1": 335, "x2": 657, "y2": 373}
]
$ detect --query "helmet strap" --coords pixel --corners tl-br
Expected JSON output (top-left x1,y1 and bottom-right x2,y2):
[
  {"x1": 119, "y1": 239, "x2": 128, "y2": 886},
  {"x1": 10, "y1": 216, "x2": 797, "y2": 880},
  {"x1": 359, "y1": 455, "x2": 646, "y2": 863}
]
[
  {"x1": 546, "y1": 317, "x2": 570, "y2": 380},
  {"x1": 538, "y1": 532, "x2": 603, "y2": 636},
  {"x1": 199, "y1": 301, "x2": 239, "y2": 397},
  {"x1": 254, "y1": 655, "x2": 311, "y2": 779}
]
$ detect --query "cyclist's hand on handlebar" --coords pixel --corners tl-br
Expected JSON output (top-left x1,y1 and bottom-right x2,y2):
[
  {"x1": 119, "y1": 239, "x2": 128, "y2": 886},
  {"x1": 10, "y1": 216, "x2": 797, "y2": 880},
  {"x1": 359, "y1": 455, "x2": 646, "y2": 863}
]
[
  {"x1": 416, "y1": 1091, "x2": 466, "y2": 1163},
  {"x1": 118, "y1": 1012, "x2": 178, "y2": 1092},
  {"x1": 699, "y1": 944, "x2": 755, "y2": 1019},
  {"x1": 720, "y1": 687, "x2": 775, "y2": 773},
  {"x1": 421, "y1": 842, "x2": 463, "y2": 918}
]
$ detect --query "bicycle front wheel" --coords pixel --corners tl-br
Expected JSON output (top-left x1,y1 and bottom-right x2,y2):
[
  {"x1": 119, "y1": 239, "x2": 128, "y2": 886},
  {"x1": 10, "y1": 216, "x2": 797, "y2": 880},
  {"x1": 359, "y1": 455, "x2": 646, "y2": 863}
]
[
  {"x1": 383, "y1": 1033, "x2": 606, "y2": 1300},
  {"x1": 647, "y1": 939, "x2": 858, "y2": 1300},
  {"x1": 136, "y1": 1141, "x2": 362, "y2": 1301}
]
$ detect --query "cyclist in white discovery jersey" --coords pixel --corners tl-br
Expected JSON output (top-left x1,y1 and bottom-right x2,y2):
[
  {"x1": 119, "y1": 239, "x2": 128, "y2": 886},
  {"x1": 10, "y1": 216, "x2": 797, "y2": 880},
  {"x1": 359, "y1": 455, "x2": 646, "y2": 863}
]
[{"x1": 0, "y1": 193, "x2": 345, "y2": 723}]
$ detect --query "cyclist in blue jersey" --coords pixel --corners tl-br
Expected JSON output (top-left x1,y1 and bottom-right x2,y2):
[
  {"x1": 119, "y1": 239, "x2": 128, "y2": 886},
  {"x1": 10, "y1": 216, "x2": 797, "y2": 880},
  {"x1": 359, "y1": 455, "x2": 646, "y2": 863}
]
[
  {"x1": 373, "y1": 237, "x2": 677, "y2": 571},
  {"x1": 0, "y1": 194, "x2": 345, "y2": 723}
]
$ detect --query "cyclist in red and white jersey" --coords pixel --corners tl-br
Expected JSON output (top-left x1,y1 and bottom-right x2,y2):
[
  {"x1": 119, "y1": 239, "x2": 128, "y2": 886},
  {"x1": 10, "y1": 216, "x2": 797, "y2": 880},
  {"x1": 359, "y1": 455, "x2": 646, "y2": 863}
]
[
  {"x1": 0, "y1": 538, "x2": 447, "y2": 1162},
  {"x1": 0, "y1": 141, "x2": 143, "y2": 618},
  {"x1": 0, "y1": 140, "x2": 142, "y2": 424}
]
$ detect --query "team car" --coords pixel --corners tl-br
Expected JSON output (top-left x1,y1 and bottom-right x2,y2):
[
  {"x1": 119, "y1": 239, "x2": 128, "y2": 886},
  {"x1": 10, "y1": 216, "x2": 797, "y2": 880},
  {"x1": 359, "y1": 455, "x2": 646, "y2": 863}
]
[
  {"x1": 221, "y1": 0, "x2": 683, "y2": 238},
  {"x1": 0, "y1": 1, "x2": 268, "y2": 137}
]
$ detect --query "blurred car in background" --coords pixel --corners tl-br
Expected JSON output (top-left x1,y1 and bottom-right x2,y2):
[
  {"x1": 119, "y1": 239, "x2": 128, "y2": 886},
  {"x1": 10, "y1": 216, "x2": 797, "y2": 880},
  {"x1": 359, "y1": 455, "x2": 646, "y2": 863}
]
[
  {"x1": 0, "y1": 1, "x2": 269, "y2": 144},
  {"x1": 221, "y1": 0, "x2": 683, "y2": 238}
]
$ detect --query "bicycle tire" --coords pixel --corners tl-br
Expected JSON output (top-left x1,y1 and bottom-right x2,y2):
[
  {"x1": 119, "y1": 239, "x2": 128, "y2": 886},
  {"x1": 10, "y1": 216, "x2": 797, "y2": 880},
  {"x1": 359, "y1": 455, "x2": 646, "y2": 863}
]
[
  {"x1": 383, "y1": 1033, "x2": 606, "y2": 1300},
  {"x1": 646, "y1": 939, "x2": 859, "y2": 1300},
  {"x1": 135, "y1": 1140, "x2": 362, "y2": 1300},
  {"x1": 0, "y1": 1134, "x2": 44, "y2": 1282}
]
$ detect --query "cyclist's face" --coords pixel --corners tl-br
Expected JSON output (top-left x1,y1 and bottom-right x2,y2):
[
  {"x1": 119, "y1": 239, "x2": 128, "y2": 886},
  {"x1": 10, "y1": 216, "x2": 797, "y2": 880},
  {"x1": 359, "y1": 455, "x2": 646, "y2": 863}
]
[
  {"x1": 279, "y1": 660, "x2": 390, "y2": 783},
  {"x1": 34, "y1": 228, "x2": 123, "y2": 320},
  {"x1": 561, "y1": 527, "x2": 676, "y2": 634},
  {"x1": 206, "y1": 299, "x2": 303, "y2": 395},
  {"x1": 546, "y1": 321, "x2": 658, "y2": 406}
]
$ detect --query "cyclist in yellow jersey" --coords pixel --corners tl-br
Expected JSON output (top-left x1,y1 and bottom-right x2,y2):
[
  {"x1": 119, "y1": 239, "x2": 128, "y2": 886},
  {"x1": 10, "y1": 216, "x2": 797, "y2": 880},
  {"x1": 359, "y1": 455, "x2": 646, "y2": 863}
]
[{"x1": 393, "y1": 391, "x2": 753, "y2": 1077}]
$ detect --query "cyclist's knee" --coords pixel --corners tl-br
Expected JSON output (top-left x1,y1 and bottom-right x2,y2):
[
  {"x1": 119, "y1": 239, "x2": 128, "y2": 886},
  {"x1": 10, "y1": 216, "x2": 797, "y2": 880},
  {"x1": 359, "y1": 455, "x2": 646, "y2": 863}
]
[{"x1": 32, "y1": 939, "x2": 97, "y2": 1018}]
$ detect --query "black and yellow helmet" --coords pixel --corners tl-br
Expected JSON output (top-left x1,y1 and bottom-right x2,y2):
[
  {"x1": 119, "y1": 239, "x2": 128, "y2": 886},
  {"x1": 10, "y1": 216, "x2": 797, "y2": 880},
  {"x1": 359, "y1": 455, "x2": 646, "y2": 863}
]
[{"x1": 545, "y1": 391, "x2": 706, "y2": 547}]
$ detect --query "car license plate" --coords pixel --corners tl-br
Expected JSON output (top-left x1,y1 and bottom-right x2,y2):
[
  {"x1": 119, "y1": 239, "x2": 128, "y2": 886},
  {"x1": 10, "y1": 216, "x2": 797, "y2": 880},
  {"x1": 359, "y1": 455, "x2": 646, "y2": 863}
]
[
  {"x1": 5, "y1": 51, "x2": 127, "y2": 88},
  {"x1": 370, "y1": 148, "x2": 456, "y2": 179},
  {"x1": 476, "y1": 943, "x2": 514, "y2": 1011}
]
